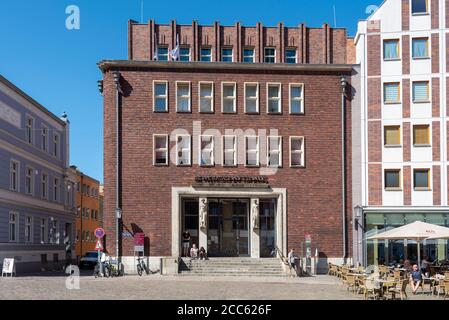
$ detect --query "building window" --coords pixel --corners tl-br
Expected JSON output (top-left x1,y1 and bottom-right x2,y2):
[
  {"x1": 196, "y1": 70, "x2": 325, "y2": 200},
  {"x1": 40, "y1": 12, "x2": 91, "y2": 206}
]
[
  {"x1": 25, "y1": 166, "x2": 34, "y2": 195},
  {"x1": 290, "y1": 137, "x2": 305, "y2": 167},
  {"x1": 383, "y1": 82, "x2": 401, "y2": 104},
  {"x1": 94, "y1": 211, "x2": 98, "y2": 220},
  {"x1": 199, "y1": 82, "x2": 214, "y2": 113},
  {"x1": 26, "y1": 116, "x2": 34, "y2": 144},
  {"x1": 267, "y1": 136, "x2": 282, "y2": 167},
  {"x1": 244, "y1": 83, "x2": 259, "y2": 113},
  {"x1": 384, "y1": 126, "x2": 401, "y2": 146},
  {"x1": 41, "y1": 125, "x2": 48, "y2": 152},
  {"x1": 383, "y1": 39, "x2": 400, "y2": 60},
  {"x1": 289, "y1": 84, "x2": 304, "y2": 114},
  {"x1": 176, "y1": 82, "x2": 191, "y2": 112},
  {"x1": 42, "y1": 173, "x2": 48, "y2": 199},
  {"x1": 40, "y1": 218, "x2": 47, "y2": 244},
  {"x1": 157, "y1": 46, "x2": 169, "y2": 61},
  {"x1": 385, "y1": 169, "x2": 401, "y2": 189},
  {"x1": 243, "y1": 48, "x2": 254, "y2": 63},
  {"x1": 153, "y1": 135, "x2": 168, "y2": 166},
  {"x1": 412, "y1": 81, "x2": 429, "y2": 102},
  {"x1": 200, "y1": 135, "x2": 214, "y2": 166},
  {"x1": 90, "y1": 209, "x2": 94, "y2": 219},
  {"x1": 10, "y1": 160, "x2": 19, "y2": 192},
  {"x1": 285, "y1": 48, "x2": 297, "y2": 63},
  {"x1": 53, "y1": 134, "x2": 59, "y2": 158},
  {"x1": 221, "y1": 48, "x2": 233, "y2": 62},
  {"x1": 9, "y1": 212, "x2": 18, "y2": 242},
  {"x1": 414, "y1": 169, "x2": 430, "y2": 190},
  {"x1": 153, "y1": 81, "x2": 168, "y2": 112},
  {"x1": 264, "y1": 48, "x2": 276, "y2": 63},
  {"x1": 245, "y1": 136, "x2": 259, "y2": 167},
  {"x1": 411, "y1": 0, "x2": 428, "y2": 14},
  {"x1": 412, "y1": 38, "x2": 429, "y2": 58},
  {"x1": 176, "y1": 135, "x2": 191, "y2": 166},
  {"x1": 222, "y1": 135, "x2": 237, "y2": 167},
  {"x1": 179, "y1": 47, "x2": 190, "y2": 61},
  {"x1": 267, "y1": 83, "x2": 281, "y2": 113},
  {"x1": 50, "y1": 219, "x2": 59, "y2": 244},
  {"x1": 200, "y1": 47, "x2": 212, "y2": 62},
  {"x1": 53, "y1": 178, "x2": 60, "y2": 202},
  {"x1": 222, "y1": 83, "x2": 236, "y2": 113},
  {"x1": 413, "y1": 125, "x2": 430, "y2": 146},
  {"x1": 25, "y1": 216, "x2": 33, "y2": 243}
]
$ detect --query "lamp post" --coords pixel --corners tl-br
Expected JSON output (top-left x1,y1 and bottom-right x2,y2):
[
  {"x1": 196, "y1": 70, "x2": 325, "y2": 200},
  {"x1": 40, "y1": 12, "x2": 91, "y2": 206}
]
[{"x1": 354, "y1": 205, "x2": 364, "y2": 266}]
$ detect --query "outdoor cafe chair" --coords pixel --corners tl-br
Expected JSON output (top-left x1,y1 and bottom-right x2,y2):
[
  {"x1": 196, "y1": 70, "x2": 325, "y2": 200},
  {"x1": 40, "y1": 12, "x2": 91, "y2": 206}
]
[
  {"x1": 346, "y1": 274, "x2": 357, "y2": 294},
  {"x1": 361, "y1": 278, "x2": 380, "y2": 300},
  {"x1": 444, "y1": 281, "x2": 449, "y2": 300},
  {"x1": 387, "y1": 279, "x2": 408, "y2": 300},
  {"x1": 433, "y1": 277, "x2": 446, "y2": 297}
]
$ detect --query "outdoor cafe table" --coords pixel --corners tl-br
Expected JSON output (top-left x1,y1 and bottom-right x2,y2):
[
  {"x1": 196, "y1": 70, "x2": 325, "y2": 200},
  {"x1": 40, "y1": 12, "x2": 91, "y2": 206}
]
[{"x1": 373, "y1": 279, "x2": 397, "y2": 299}]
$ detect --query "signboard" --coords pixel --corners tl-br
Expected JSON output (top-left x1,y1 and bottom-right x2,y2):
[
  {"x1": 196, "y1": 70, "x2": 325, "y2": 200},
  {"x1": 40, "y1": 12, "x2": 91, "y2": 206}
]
[
  {"x1": 2, "y1": 258, "x2": 15, "y2": 277},
  {"x1": 95, "y1": 240, "x2": 103, "y2": 251},
  {"x1": 94, "y1": 227, "x2": 105, "y2": 239},
  {"x1": 193, "y1": 176, "x2": 270, "y2": 188},
  {"x1": 134, "y1": 232, "x2": 145, "y2": 252}
]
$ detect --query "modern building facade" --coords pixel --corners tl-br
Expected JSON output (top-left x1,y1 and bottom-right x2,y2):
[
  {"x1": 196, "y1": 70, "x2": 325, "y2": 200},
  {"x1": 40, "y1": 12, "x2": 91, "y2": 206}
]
[
  {"x1": 353, "y1": 0, "x2": 449, "y2": 266},
  {"x1": 99, "y1": 20, "x2": 355, "y2": 273},
  {"x1": 0, "y1": 74, "x2": 76, "y2": 273},
  {"x1": 71, "y1": 166, "x2": 101, "y2": 260}
]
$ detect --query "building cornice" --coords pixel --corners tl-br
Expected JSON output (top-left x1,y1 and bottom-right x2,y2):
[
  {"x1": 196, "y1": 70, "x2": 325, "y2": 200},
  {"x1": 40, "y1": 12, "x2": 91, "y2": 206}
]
[
  {"x1": 363, "y1": 206, "x2": 449, "y2": 214},
  {"x1": 98, "y1": 60, "x2": 355, "y2": 74}
]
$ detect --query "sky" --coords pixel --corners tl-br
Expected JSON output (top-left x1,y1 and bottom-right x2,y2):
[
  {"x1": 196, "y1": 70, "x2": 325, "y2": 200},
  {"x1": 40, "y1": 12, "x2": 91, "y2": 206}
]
[{"x1": 0, "y1": 0, "x2": 381, "y2": 183}]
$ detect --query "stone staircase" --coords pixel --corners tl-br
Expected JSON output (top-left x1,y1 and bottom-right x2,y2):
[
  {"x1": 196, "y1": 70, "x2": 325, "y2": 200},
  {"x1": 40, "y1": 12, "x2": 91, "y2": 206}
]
[{"x1": 178, "y1": 257, "x2": 288, "y2": 277}]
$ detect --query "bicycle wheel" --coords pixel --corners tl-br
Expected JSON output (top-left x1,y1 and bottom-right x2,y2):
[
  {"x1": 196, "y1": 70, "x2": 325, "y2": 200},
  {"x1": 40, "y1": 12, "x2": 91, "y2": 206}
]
[
  {"x1": 137, "y1": 265, "x2": 143, "y2": 276},
  {"x1": 104, "y1": 265, "x2": 111, "y2": 278},
  {"x1": 93, "y1": 265, "x2": 100, "y2": 278}
]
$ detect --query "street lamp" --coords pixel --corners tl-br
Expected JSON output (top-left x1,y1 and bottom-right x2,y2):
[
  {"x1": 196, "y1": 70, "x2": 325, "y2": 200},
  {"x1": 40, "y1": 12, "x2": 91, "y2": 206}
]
[
  {"x1": 354, "y1": 205, "x2": 364, "y2": 231},
  {"x1": 340, "y1": 75, "x2": 348, "y2": 96},
  {"x1": 97, "y1": 80, "x2": 104, "y2": 95}
]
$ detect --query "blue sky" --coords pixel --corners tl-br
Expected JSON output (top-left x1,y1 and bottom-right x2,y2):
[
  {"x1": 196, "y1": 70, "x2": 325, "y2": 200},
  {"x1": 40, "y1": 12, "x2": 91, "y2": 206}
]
[{"x1": 0, "y1": 0, "x2": 381, "y2": 183}]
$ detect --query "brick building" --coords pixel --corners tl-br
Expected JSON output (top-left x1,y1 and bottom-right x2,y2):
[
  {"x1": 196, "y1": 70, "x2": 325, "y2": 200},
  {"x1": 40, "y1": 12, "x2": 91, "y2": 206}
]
[
  {"x1": 353, "y1": 0, "x2": 449, "y2": 266},
  {"x1": 99, "y1": 20, "x2": 355, "y2": 273}
]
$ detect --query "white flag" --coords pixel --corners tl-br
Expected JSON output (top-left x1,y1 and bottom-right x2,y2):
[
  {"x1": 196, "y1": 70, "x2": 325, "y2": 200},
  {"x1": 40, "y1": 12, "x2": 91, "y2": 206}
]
[{"x1": 170, "y1": 34, "x2": 180, "y2": 61}]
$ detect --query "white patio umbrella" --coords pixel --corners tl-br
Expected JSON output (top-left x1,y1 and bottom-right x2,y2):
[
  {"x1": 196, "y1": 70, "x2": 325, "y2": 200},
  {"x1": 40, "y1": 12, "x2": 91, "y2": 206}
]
[
  {"x1": 426, "y1": 228, "x2": 449, "y2": 240},
  {"x1": 367, "y1": 221, "x2": 449, "y2": 268}
]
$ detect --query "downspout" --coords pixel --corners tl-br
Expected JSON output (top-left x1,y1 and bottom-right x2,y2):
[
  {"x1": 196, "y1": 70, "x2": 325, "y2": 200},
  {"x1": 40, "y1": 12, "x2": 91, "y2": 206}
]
[
  {"x1": 113, "y1": 71, "x2": 122, "y2": 262},
  {"x1": 341, "y1": 76, "x2": 348, "y2": 263}
]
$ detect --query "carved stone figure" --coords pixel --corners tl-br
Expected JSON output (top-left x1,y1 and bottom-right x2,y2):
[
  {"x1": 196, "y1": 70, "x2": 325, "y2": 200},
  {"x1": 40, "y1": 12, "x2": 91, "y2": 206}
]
[
  {"x1": 252, "y1": 199, "x2": 259, "y2": 230},
  {"x1": 199, "y1": 198, "x2": 207, "y2": 230}
]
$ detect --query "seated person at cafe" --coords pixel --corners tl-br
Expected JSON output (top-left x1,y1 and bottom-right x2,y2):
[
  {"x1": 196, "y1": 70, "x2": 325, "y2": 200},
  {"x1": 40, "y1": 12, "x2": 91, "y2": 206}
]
[
  {"x1": 190, "y1": 244, "x2": 199, "y2": 259},
  {"x1": 409, "y1": 264, "x2": 422, "y2": 294}
]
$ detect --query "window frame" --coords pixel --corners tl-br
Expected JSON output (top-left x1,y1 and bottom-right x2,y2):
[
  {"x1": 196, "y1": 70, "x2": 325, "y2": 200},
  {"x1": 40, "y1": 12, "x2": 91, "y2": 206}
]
[
  {"x1": 384, "y1": 125, "x2": 402, "y2": 147},
  {"x1": 53, "y1": 177, "x2": 60, "y2": 202},
  {"x1": 25, "y1": 166, "x2": 34, "y2": 196},
  {"x1": 264, "y1": 47, "x2": 276, "y2": 63},
  {"x1": 157, "y1": 46, "x2": 169, "y2": 61},
  {"x1": 221, "y1": 82, "x2": 237, "y2": 114},
  {"x1": 41, "y1": 172, "x2": 48, "y2": 199},
  {"x1": 244, "y1": 82, "x2": 259, "y2": 114},
  {"x1": 40, "y1": 218, "x2": 47, "y2": 244},
  {"x1": 198, "y1": 81, "x2": 214, "y2": 113},
  {"x1": 153, "y1": 134, "x2": 169, "y2": 166},
  {"x1": 175, "y1": 81, "x2": 191, "y2": 113},
  {"x1": 25, "y1": 114, "x2": 34, "y2": 145},
  {"x1": 179, "y1": 46, "x2": 191, "y2": 62},
  {"x1": 384, "y1": 169, "x2": 402, "y2": 190},
  {"x1": 413, "y1": 168, "x2": 431, "y2": 190},
  {"x1": 176, "y1": 134, "x2": 192, "y2": 166},
  {"x1": 285, "y1": 48, "x2": 297, "y2": 64},
  {"x1": 267, "y1": 136, "x2": 282, "y2": 168},
  {"x1": 221, "y1": 47, "x2": 234, "y2": 62},
  {"x1": 411, "y1": 37, "x2": 430, "y2": 59},
  {"x1": 25, "y1": 216, "x2": 33, "y2": 243},
  {"x1": 10, "y1": 159, "x2": 20, "y2": 192},
  {"x1": 289, "y1": 136, "x2": 305, "y2": 168},
  {"x1": 9, "y1": 212, "x2": 19, "y2": 243},
  {"x1": 289, "y1": 83, "x2": 305, "y2": 114},
  {"x1": 200, "y1": 47, "x2": 212, "y2": 62},
  {"x1": 41, "y1": 124, "x2": 49, "y2": 152},
  {"x1": 383, "y1": 82, "x2": 401, "y2": 104},
  {"x1": 412, "y1": 81, "x2": 430, "y2": 103},
  {"x1": 383, "y1": 39, "x2": 400, "y2": 61},
  {"x1": 267, "y1": 83, "x2": 282, "y2": 114},
  {"x1": 411, "y1": 0, "x2": 429, "y2": 15},
  {"x1": 245, "y1": 136, "x2": 260, "y2": 167},
  {"x1": 53, "y1": 133, "x2": 60, "y2": 159},
  {"x1": 199, "y1": 135, "x2": 215, "y2": 167},
  {"x1": 222, "y1": 135, "x2": 237, "y2": 167},
  {"x1": 243, "y1": 47, "x2": 255, "y2": 63},
  {"x1": 413, "y1": 124, "x2": 431, "y2": 146},
  {"x1": 153, "y1": 80, "x2": 169, "y2": 113}
]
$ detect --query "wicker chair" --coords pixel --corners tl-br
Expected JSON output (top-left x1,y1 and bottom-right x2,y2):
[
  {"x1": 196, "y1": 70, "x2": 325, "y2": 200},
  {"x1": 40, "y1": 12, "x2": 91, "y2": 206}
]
[
  {"x1": 346, "y1": 274, "x2": 357, "y2": 293},
  {"x1": 444, "y1": 281, "x2": 449, "y2": 300},
  {"x1": 360, "y1": 278, "x2": 380, "y2": 300},
  {"x1": 433, "y1": 278, "x2": 446, "y2": 297},
  {"x1": 387, "y1": 279, "x2": 408, "y2": 300}
]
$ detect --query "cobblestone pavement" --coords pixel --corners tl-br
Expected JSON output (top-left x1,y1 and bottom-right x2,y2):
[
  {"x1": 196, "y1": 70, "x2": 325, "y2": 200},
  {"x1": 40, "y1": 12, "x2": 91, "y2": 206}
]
[{"x1": 0, "y1": 272, "x2": 443, "y2": 300}]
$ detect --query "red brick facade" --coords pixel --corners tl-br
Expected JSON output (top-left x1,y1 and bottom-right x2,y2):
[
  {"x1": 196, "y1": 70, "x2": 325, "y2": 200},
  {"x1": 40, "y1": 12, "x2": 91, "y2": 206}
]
[
  {"x1": 431, "y1": 34, "x2": 439, "y2": 74},
  {"x1": 368, "y1": 164, "x2": 382, "y2": 206},
  {"x1": 368, "y1": 121, "x2": 382, "y2": 163},
  {"x1": 432, "y1": 121, "x2": 440, "y2": 161},
  {"x1": 402, "y1": 35, "x2": 410, "y2": 75},
  {"x1": 403, "y1": 122, "x2": 411, "y2": 162},
  {"x1": 402, "y1": 0, "x2": 410, "y2": 31},
  {"x1": 403, "y1": 165, "x2": 411, "y2": 206},
  {"x1": 431, "y1": 0, "x2": 440, "y2": 29},
  {"x1": 402, "y1": 79, "x2": 410, "y2": 118},
  {"x1": 433, "y1": 165, "x2": 441, "y2": 205},
  {"x1": 367, "y1": 35, "x2": 381, "y2": 77},
  {"x1": 432, "y1": 77, "x2": 440, "y2": 118}
]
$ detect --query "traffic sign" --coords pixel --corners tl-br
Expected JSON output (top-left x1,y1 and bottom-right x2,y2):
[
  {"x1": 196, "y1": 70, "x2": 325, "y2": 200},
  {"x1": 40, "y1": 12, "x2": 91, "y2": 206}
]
[
  {"x1": 94, "y1": 227, "x2": 105, "y2": 239},
  {"x1": 95, "y1": 240, "x2": 103, "y2": 251}
]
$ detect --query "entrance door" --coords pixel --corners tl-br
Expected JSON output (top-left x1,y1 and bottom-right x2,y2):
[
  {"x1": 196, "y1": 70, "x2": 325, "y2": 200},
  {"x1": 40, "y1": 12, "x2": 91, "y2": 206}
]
[{"x1": 207, "y1": 199, "x2": 249, "y2": 257}]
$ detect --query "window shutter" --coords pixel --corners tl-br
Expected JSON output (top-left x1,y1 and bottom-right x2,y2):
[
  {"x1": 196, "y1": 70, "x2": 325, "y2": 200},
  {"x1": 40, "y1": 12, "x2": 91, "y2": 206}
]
[
  {"x1": 413, "y1": 82, "x2": 429, "y2": 101},
  {"x1": 384, "y1": 83, "x2": 399, "y2": 102}
]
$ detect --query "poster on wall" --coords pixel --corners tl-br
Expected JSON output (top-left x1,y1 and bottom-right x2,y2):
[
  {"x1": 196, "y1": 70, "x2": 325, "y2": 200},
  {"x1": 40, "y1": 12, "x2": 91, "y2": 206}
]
[{"x1": 2, "y1": 258, "x2": 15, "y2": 277}]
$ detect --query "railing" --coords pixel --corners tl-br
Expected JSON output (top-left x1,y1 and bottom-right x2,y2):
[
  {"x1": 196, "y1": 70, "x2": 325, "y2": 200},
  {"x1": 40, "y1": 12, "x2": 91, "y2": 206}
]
[{"x1": 273, "y1": 246, "x2": 292, "y2": 272}]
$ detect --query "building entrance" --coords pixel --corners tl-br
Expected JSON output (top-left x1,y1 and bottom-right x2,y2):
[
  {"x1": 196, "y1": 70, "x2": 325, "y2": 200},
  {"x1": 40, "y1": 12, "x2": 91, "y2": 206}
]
[{"x1": 207, "y1": 199, "x2": 249, "y2": 257}]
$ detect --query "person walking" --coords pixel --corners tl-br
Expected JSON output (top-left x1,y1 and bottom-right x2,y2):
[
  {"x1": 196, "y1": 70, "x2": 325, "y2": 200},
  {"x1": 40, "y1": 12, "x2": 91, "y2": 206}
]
[
  {"x1": 288, "y1": 248, "x2": 298, "y2": 277},
  {"x1": 182, "y1": 231, "x2": 191, "y2": 257}
]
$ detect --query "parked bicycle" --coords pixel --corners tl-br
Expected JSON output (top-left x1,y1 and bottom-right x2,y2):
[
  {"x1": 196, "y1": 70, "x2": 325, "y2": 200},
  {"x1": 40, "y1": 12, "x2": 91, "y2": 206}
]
[
  {"x1": 136, "y1": 256, "x2": 149, "y2": 276},
  {"x1": 93, "y1": 256, "x2": 123, "y2": 278}
]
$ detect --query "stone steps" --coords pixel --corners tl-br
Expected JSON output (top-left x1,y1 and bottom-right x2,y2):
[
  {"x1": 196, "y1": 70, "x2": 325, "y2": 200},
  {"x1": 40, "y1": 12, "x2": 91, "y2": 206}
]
[{"x1": 178, "y1": 258, "x2": 288, "y2": 277}]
